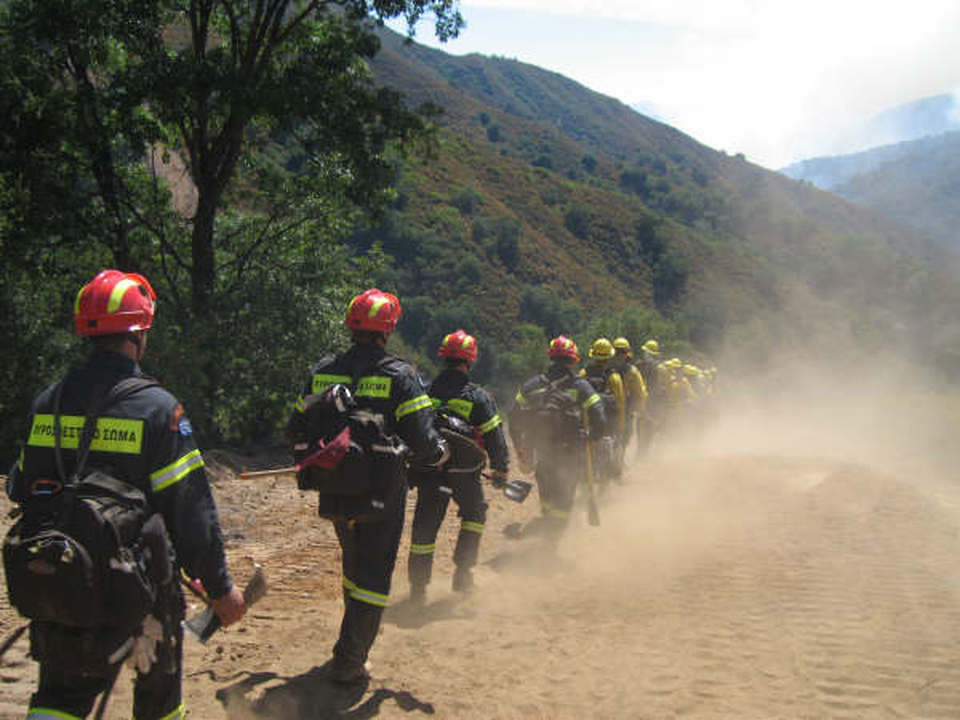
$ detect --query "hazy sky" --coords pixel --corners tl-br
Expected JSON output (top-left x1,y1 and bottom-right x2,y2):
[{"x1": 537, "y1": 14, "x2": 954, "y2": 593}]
[{"x1": 405, "y1": 0, "x2": 960, "y2": 169}]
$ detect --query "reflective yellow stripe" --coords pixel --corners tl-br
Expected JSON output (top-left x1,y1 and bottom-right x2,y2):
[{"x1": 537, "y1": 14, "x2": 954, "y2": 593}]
[
  {"x1": 343, "y1": 577, "x2": 358, "y2": 592},
  {"x1": 107, "y1": 278, "x2": 138, "y2": 313},
  {"x1": 479, "y1": 414, "x2": 502, "y2": 434},
  {"x1": 135, "y1": 703, "x2": 186, "y2": 720},
  {"x1": 349, "y1": 584, "x2": 389, "y2": 607},
  {"x1": 541, "y1": 500, "x2": 570, "y2": 519},
  {"x1": 445, "y1": 398, "x2": 473, "y2": 419},
  {"x1": 356, "y1": 375, "x2": 392, "y2": 399},
  {"x1": 396, "y1": 394, "x2": 431, "y2": 420},
  {"x1": 150, "y1": 449, "x2": 204, "y2": 492},
  {"x1": 312, "y1": 373, "x2": 351, "y2": 395},
  {"x1": 294, "y1": 395, "x2": 306, "y2": 413},
  {"x1": 28, "y1": 709, "x2": 82, "y2": 720},
  {"x1": 74, "y1": 286, "x2": 85, "y2": 316},
  {"x1": 410, "y1": 542, "x2": 435, "y2": 555},
  {"x1": 17, "y1": 447, "x2": 24, "y2": 471},
  {"x1": 582, "y1": 393, "x2": 601, "y2": 410},
  {"x1": 368, "y1": 297, "x2": 388, "y2": 319},
  {"x1": 27, "y1": 414, "x2": 144, "y2": 454},
  {"x1": 514, "y1": 390, "x2": 526, "y2": 404},
  {"x1": 461, "y1": 520, "x2": 485, "y2": 534}
]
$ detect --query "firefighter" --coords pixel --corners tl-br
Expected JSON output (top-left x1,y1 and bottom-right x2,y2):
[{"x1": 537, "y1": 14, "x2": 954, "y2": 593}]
[
  {"x1": 579, "y1": 338, "x2": 626, "y2": 482},
  {"x1": 6, "y1": 269, "x2": 246, "y2": 720},
  {"x1": 407, "y1": 329, "x2": 510, "y2": 603},
  {"x1": 635, "y1": 338, "x2": 664, "y2": 458},
  {"x1": 660, "y1": 358, "x2": 696, "y2": 440},
  {"x1": 289, "y1": 288, "x2": 448, "y2": 684},
  {"x1": 611, "y1": 337, "x2": 648, "y2": 468},
  {"x1": 509, "y1": 336, "x2": 606, "y2": 548}
]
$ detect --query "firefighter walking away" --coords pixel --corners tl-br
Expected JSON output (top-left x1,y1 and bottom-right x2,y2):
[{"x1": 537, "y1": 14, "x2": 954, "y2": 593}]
[
  {"x1": 408, "y1": 329, "x2": 510, "y2": 604},
  {"x1": 287, "y1": 288, "x2": 448, "y2": 684},
  {"x1": 4, "y1": 269, "x2": 246, "y2": 720},
  {"x1": 509, "y1": 336, "x2": 607, "y2": 553}
]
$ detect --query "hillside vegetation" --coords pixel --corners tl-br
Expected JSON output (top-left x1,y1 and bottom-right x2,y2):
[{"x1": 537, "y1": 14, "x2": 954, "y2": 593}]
[
  {"x1": 783, "y1": 132, "x2": 960, "y2": 253},
  {"x1": 361, "y1": 31, "x2": 960, "y2": 387}
]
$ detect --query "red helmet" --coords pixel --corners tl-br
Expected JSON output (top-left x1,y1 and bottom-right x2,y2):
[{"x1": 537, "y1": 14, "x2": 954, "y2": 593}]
[
  {"x1": 345, "y1": 288, "x2": 402, "y2": 334},
  {"x1": 438, "y1": 329, "x2": 478, "y2": 364},
  {"x1": 547, "y1": 335, "x2": 580, "y2": 362},
  {"x1": 73, "y1": 270, "x2": 157, "y2": 337}
]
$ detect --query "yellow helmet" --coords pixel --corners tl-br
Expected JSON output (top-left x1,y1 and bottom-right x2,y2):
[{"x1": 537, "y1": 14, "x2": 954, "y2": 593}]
[
  {"x1": 613, "y1": 337, "x2": 631, "y2": 352},
  {"x1": 642, "y1": 339, "x2": 660, "y2": 356},
  {"x1": 589, "y1": 337, "x2": 615, "y2": 359},
  {"x1": 683, "y1": 363, "x2": 701, "y2": 377},
  {"x1": 664, "y1": 357, "x2": 683, "y2": 370}
]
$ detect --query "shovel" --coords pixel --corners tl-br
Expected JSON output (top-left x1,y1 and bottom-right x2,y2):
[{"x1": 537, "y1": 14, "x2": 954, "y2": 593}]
[
  {"x1": 581, "y1": 414, "x2": 601, "y2": 527},
  {"x1": 483, "y1": 472, "x2": 532, "y2": 503},
  {"x1": 183, "y1": 564, "x2": 267, "y2": 644}
]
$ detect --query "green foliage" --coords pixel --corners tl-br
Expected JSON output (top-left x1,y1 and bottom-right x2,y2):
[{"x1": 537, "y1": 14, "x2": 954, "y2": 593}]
[
  {"x1": 451, "y1": 186, "x2": 482, "y2": 214},
  {"x1": 457, "y1": 252, "x2": 483, "y2": 284},
  {"x1": 519, "y1": 286, "x2": 584, "y2": 337},
  {"x1": 473, "y1": 215, "x2": 521, "y2": 266},
  {"x1": 652, "y1": 249, "x2": 688, "y2": 310},
  {"x1": 0, "y1": 0, "x2": 461, "y2": 450},
  {"x1": 563, "y1": 203, "x2": 591, "y2": 239}
]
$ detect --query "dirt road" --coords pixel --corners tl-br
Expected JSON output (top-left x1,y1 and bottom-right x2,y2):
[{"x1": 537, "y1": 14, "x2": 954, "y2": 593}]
[{"x1": 3, "y1": 402, "x2": 960, "y2": 719}]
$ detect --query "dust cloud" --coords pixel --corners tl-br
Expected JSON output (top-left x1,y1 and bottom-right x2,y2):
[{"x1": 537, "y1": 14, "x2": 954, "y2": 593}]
[{"x1": 377, "y1": 357, "x2": 960, "y2": 718}]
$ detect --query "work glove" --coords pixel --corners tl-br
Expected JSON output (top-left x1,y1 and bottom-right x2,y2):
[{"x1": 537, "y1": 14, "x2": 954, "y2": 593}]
[
  {"x1": 126, "y1": 614, "x2": 164, "y2": 675},
  {"x1": 488, "y1": 469, "x2": 508, "y2": 488}
]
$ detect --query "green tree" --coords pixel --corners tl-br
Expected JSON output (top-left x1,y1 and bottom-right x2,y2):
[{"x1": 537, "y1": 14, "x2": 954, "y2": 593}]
[
  {"x1": 1, "y1": 0, "x2": 462, "y2": 314},
  {"x1": 0, "y1": 0, "x2": 464, "y2": 446}
]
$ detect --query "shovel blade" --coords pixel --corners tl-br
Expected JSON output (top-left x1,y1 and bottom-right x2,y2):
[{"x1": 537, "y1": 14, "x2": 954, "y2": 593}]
[{"x1": 503, "y1": 480, "x2": 533, "y2": 503}]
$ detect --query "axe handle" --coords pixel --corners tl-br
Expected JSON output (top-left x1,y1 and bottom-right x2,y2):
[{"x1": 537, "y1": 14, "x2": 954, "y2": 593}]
[
  {"x1": 240, "y1": 466, "x2": 297, "y2": 479},
  {"x1": 581, "y1": 411, "x2": 601, "y2": 526},
  {"x1": 0, "y1": 623, "x2": 28, "y2": 661}
]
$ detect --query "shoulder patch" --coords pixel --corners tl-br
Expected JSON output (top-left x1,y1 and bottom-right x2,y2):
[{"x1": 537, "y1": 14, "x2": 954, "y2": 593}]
[{"x1": 169, "y1": 404, "x2": 185, "y2": 432}]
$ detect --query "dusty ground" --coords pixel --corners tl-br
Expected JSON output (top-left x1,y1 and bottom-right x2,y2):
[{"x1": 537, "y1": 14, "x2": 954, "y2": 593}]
[{"x1": 3, "y1": 390, "x2": 960, "y2": 719}]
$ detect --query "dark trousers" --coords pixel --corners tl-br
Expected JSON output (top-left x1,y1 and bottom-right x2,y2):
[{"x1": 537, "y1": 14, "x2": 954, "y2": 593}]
[
  {"x1": 332, "y1": 487, "x2": 407, "y2": 666},
  {"x1": 408, "y1": 471, "x2": 487, "y2": 588},
  {"x1": 29, "y1": 586, "x2": 186, "y2": 720},
  {"x1": 535, "y1": 444, "x2": 581, "y2": 543}
]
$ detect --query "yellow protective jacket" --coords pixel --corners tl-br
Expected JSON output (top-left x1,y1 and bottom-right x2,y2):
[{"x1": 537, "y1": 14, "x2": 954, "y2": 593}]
[
  {"x1": 664, "y1": 374, "x2": 696, "y2": 407},
  {"x1": 619, "y1": 362, "x2": 648, "y2": 415},
  {"x1": 579, "y1": 363, "x2": 626, "y2": 438}
]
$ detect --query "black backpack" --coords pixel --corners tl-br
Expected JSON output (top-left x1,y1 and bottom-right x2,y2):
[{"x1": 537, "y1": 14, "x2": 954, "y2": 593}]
[
  {"x1": 583, "y1": 365, "x2": 618, "y2": 435},
  {"x1": 289, "y1": 380, "x2": 407, "y2": 523},
  {"x1": 519, "y1": 374, "x2": 583, "y2": 449},
  {"x1": 3, "y1": 377, "x2": 171, "y2": 664}
]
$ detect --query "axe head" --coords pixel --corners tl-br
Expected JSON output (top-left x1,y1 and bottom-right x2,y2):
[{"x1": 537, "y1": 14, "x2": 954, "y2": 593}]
[{"x1": 184, "y1": 564, "x2": 267, "y2": 644}]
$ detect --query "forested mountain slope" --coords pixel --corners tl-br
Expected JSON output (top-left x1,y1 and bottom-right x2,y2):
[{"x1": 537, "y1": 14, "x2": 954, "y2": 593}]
[
  {"x1": 362, "y1": 31, "x2": 960, "y2": 380},
  {"x1": 781, "y1": 132, "x2": 960, "y2": 253}
]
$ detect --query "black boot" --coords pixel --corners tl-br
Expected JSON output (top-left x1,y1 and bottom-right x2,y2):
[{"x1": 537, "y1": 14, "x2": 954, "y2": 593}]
[
  {"x1": 331, "y1": 599, "x2": 383, "y2": 684},
  {"x1": 452, "y1": 566, "x2": 474, "y2": 592},
  {"x1": 408, "y1": 552, "x2": 433, "y2": 604}
]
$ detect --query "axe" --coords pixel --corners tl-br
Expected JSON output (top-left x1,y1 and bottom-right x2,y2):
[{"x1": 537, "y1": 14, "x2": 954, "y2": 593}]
[{"x1": 182, "y1": 564, "x2": 267, "y2": 644}]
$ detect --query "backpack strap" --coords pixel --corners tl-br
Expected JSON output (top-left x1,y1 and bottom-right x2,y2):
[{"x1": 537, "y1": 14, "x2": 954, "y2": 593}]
[{"x1": 53, "y1": 375, "x2": 160, "y2": 485}]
